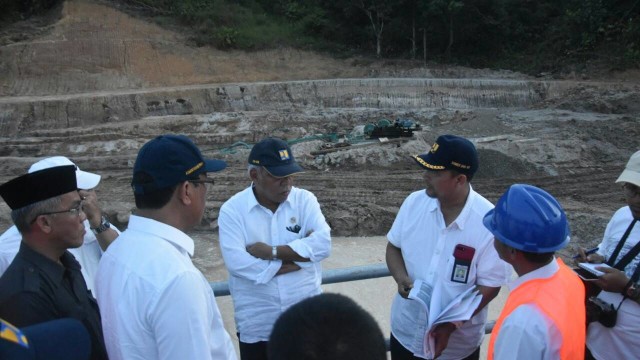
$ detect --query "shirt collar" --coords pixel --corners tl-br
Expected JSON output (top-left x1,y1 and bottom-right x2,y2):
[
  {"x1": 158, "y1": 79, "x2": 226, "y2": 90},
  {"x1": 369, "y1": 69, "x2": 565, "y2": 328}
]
[
  {"x1": 430, "y1": 185, "x2": 477, "y2": 230},
  {"x1": 246, "y1": 184, "x2": 292, "y2": 212},
  {"x1": 18, "y1": 242, "x2": 81, "y2": 284},
  {"x1": 126, "y1": 215, "x2": 195, "y2": 256},
  {"x1": 508, "y1": 256, "x2": 559, "y2": 291}
]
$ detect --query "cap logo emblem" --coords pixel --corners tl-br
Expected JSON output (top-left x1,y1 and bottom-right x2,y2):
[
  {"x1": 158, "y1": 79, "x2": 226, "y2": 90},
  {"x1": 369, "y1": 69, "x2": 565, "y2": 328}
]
[
  {"x1": 279, "y1": 149, "x2": 290, "y2": 161},
  {"x1": 430, "y1": 143, "x2": 439, "y2": 153},
  {"x1": 185, "y1": 161, "x2": 204, "y2": 175}
]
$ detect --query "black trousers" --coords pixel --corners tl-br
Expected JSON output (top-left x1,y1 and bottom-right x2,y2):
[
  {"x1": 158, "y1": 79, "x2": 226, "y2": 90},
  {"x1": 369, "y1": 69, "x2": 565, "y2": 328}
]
[
  {"x1": 390, "y1": 333, "x2": 480, "y2": 360},
  {"x1": 238, "y1": 334, "x2": 268, "y2": 360}
]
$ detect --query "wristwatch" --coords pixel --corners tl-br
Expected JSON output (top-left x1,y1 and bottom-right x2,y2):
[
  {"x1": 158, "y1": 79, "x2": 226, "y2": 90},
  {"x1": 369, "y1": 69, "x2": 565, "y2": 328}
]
[
  {"x1": 91, "y1": 216, "x2": 111, "y2": 235},
  {"x1": 272, "y1": 246, "x2": 278, "y2": 260},
  {"x1": 626, "y1": 283, "x2": 640, "y2": 301}
]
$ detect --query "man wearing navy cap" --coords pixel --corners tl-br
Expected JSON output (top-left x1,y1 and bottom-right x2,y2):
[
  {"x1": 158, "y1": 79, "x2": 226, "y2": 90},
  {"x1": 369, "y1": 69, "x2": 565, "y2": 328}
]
[
  {"x1": 95, "y1": 134, "x2": 237, "y2": 360},
  {"x1": 218, "y1": 137, "x2": 331, "y2": 360},
  {"x1": 0, "y1": 165, "x2": 108, "y2": 360},
  {"x1": 386, "y1": 135, "x2": 510, "y2": 360}
]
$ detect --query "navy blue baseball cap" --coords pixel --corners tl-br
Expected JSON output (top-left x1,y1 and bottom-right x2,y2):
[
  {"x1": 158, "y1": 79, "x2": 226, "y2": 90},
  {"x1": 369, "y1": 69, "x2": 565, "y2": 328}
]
[
  {"x1": 132, "y1": 134, "x2": 227, "y2": 195},
  {"x1": 412, "y1": 135, "x2": 478, "y2": 177},
  {"x1": 248, "y1": 138, "x2": 304, "y2": 178}
]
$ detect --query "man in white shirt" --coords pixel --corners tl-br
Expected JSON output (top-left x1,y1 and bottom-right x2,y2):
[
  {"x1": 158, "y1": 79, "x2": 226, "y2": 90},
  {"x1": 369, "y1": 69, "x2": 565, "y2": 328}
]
[
  {"x1": 95, "y1": 134, "x2": 237, "y2": 360},
  {"x1": 576, "y1": 150, "x2": 640, "y2": 360},
  {"x1": 386, "y1": 135, "x2": 510, "y2": 360},
  {"x1": 484, "y1": 184, "x2": 585, "y2": 360},
  {"x1": 0, "y1": 156, "x2": 119, "y2": 292},
  {"x1": 218, "y1": 137, "x2": 331, "y2": 360}
]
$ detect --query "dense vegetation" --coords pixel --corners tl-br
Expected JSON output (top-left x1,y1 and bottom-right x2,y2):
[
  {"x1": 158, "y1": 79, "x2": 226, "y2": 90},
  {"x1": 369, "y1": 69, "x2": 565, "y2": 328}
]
[{"x1": 2, "y1": 0, "x2": 639, "y2": 74}]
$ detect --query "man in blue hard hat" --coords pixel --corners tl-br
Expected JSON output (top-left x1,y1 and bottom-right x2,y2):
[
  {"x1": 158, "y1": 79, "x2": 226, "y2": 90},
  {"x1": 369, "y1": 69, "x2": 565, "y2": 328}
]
[{"x1": 483, "y1": 184, "x2": 585, "y2": 360}]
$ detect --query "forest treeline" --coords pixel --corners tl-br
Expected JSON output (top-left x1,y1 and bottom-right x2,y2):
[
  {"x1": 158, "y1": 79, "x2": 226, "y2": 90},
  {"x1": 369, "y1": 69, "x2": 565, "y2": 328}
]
[{"x1": 3, "y1": 0, "x2": 639, "y2": 74}]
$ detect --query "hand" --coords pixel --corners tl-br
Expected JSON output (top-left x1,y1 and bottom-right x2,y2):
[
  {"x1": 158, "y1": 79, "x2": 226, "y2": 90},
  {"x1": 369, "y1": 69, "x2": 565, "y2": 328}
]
[
  {"x1": 573, "y1": 247, "x2": 605, "y2": 265},
  {"x1": 397, "y1": 278, "x2": 413, "y2": 299},
  {"x1": 246, "y1": 242, "x2": 272, "y2": 260},
  {"x1": 431, "y1": 322, "x2": 456, "y2": 358},
  {"x1": 594, "y1": 267, "x2": 629, "y2": 293},
  {"x1": 276, "y1": 261, "x2": 301, "y2": 275},
  {"x1": 78, "y1": 189, "x2": 102, "y2": 227}
]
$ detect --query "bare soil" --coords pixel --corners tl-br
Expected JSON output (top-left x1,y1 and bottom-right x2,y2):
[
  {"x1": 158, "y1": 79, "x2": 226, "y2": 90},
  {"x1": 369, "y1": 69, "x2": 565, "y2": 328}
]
[{"x1": 0, "y1": 0, "x2": 639, "y2": 266}]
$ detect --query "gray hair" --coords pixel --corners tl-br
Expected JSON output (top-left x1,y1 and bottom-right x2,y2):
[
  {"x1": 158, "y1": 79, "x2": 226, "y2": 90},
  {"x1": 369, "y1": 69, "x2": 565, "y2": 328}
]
[
  {"x1": 247, "y1": 164, "x2": 261, "y2": 177},
  {"x1": 11, "y1": 196, "x2": 62, "y2": 234}
]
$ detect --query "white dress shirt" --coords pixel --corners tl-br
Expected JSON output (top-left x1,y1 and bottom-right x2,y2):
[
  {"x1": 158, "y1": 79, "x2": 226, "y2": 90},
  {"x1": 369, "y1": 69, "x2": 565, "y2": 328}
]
[
  {"x1": 95, "y1": 215, "x2": 236, "y2": 360},
  {"x1": 218, "y1": 186, "x2": 331, "y2": 343},
  {"x1": 493, "y1": 259, "x2": 561, "y2": 360},
  {"x1": 587, "y1": 206, "x2": 640, "y2": 360},
  {"x1": 387, "y1": 187, "x2": 510, "y2": 360},
  {"x1": 0, "y1": 221, "x2": 106, "y2": 292}
]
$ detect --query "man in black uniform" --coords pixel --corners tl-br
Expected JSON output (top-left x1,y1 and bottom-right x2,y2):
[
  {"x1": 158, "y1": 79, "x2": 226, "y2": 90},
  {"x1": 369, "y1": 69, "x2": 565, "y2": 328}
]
[{"x1": 0, "y1": 165, "x2": 108, "y2": 360}]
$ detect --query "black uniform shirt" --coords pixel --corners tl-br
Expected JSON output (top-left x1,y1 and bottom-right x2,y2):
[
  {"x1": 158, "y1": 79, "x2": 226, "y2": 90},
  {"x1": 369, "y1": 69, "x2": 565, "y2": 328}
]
[{"x1": 0, "y1": 242, "x2": 108, "y2": 360}]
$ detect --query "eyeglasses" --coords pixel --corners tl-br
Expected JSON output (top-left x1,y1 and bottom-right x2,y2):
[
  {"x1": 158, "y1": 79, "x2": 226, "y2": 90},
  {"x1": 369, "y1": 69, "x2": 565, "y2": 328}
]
[
  {"x1": 31, "y1": 201, "x2": 84, "y2": 223},
  {"x1": 624, "y1": 183, "x2": 640, "y2": 199},
  {"x1": 189, "y1": 178, "x2": 215, "y2": 190}
]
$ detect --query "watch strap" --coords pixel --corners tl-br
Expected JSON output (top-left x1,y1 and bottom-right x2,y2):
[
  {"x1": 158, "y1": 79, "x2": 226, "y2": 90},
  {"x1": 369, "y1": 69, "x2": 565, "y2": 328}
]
[
  {"x1": 272, "y1": 246, "x2": 278, "y2": 260},
  {"x1": 91, "y1": 216, "x2": 111, "y2": 235}
]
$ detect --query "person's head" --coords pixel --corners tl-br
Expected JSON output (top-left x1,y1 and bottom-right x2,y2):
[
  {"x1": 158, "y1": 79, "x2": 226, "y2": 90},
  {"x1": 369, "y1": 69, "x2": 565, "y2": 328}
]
[
  {"x1": 483, "y1": 184, "x2": 569, "y2": 271},
  {"x1": 616, "y1": 150, "x2": 640, "y2": 219},
  {"x1": 248, "y1": 138, "x2": 303, "y2": 210},
  {"x1": 0, "y1": 165, "x2": 86, "y2": 250},
  {"x1": 131, "y1": 135, "x2": 226, "y2": 226},
  {"x1": 412, "y1": 135, "x2": 478, "y2": 200},
  {"x1": 268, "y1": 293, "x2": 386, "y2": 360}
]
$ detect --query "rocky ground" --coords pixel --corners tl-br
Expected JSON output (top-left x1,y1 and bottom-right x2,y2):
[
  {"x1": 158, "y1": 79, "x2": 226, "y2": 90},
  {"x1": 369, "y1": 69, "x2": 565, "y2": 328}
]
[{"x1": 0, "y1": 0, "x2": 639, "y2": 267}]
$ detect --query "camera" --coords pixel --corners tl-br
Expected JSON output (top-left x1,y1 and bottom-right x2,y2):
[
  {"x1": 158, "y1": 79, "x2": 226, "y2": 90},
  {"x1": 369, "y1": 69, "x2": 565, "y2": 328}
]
[{"x1": 586, "y1": 296, "x2": 617, "y2": 328}]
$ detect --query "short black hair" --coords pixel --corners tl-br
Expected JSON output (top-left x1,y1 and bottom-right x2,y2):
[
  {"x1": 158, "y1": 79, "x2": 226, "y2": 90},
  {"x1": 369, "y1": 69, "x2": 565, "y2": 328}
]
[
  {"x1": 268, "y1": 293, "x2": 386, "y2": 360},
  {"x1": 134, "y1": 185, "x2": 177, "y2": 209}
]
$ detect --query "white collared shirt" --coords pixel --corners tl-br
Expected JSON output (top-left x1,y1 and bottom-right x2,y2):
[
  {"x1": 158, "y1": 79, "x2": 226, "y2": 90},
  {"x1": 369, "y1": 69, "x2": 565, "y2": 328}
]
[
  {"x1": 0, "y1": 221, "x2": 109, "y2": 292},
  {"x1": 95, "y1": 215, "x2": 236, "y2": 360},
  {"x1": 493, "y1": 259, "x2": 561, "y2": 360},
  {"x1": 387, "y1": 187, "x2": 510, "y2": 360},
  {"x1": 218, "y1": 186, "x2": 331, "y2": 343},
  {"x1": 587, "y1": 206, "x2": 640, "y2": 360}
]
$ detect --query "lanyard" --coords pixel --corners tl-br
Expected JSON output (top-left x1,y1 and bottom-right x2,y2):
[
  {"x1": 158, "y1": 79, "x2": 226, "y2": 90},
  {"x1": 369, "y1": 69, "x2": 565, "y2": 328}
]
[{"x1": 606, "y1": 219, "x2": 639, "y2": 271}]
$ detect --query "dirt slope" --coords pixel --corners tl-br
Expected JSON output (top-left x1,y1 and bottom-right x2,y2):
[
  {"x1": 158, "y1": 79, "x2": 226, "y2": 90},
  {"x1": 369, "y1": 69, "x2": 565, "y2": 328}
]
[{"x1": 0, "y1": 0, "x2": 639, "y2": 263}]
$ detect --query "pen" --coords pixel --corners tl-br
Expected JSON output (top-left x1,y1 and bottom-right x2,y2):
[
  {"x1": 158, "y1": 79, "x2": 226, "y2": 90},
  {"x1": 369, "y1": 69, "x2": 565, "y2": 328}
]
[{"x1": 573, "y1": 247, "x2": 599, "y2": 259}]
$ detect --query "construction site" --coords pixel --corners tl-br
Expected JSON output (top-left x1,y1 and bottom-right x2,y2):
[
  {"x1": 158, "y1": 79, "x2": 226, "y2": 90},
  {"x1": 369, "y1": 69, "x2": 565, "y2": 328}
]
[{"x1": 0, "y1": 0, "x2": 639, "y2": 356}]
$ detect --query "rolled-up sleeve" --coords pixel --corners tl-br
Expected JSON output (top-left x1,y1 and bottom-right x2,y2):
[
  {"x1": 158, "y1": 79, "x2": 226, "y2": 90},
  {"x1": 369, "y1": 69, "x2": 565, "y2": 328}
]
[{"x1": 218, "y1": 205, "x2": 280, "y2": 284}]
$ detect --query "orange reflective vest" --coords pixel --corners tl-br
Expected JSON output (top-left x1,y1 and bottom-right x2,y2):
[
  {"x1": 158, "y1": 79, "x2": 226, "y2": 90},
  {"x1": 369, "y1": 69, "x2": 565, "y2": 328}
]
[{"x1": 488, "y1": 258, "x2": 585, "y2": 360}]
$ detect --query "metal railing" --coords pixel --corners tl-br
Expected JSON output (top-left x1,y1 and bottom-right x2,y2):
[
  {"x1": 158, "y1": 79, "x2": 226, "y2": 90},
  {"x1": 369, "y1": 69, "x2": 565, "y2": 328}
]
[{"x1": 209, "y1": 263, "x2": 495, "y2": 340}]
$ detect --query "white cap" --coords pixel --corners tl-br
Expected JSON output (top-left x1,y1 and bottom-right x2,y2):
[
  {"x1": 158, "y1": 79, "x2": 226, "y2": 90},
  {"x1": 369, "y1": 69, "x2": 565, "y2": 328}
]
[
  {"x1": 28, "y1": 156, "x2": 101, "y2": 190},
  {"x1": 616, "y1": 150, "x2": 640, "y2": 187}
]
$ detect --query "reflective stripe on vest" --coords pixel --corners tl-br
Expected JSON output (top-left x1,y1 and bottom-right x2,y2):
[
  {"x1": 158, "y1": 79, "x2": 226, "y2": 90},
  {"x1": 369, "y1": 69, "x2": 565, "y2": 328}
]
[{"x1": 488, "y1": 258, "x2": 585, "y2": 360}]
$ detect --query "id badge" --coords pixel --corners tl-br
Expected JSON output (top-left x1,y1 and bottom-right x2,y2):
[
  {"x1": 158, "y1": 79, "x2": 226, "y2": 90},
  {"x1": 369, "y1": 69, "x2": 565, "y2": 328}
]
[{"x1": 451, "y1": 244, "x2": 476, "y2": 283}]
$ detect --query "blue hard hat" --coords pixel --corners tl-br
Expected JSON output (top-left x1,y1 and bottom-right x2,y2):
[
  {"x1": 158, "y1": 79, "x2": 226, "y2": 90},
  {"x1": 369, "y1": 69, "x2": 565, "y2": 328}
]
[{"x1": 483, "y1": 184, "x2": 570, "y2": 253}]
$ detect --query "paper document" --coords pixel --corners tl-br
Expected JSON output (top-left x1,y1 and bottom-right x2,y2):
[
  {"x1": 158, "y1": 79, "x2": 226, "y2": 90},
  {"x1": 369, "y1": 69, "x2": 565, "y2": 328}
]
[
  {"x1": 578, "y1": 262, "x2": 612, "y2": 277},
  {"x1": 408, "y1": 280, "x2": 482, "y2": 359}
]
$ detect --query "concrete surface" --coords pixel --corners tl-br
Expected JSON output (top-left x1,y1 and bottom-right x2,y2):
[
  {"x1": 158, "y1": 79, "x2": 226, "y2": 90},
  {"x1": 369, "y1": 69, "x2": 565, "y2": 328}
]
[{"x1": 212, "y1": 236, "x2": 512, "y2": 359}]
